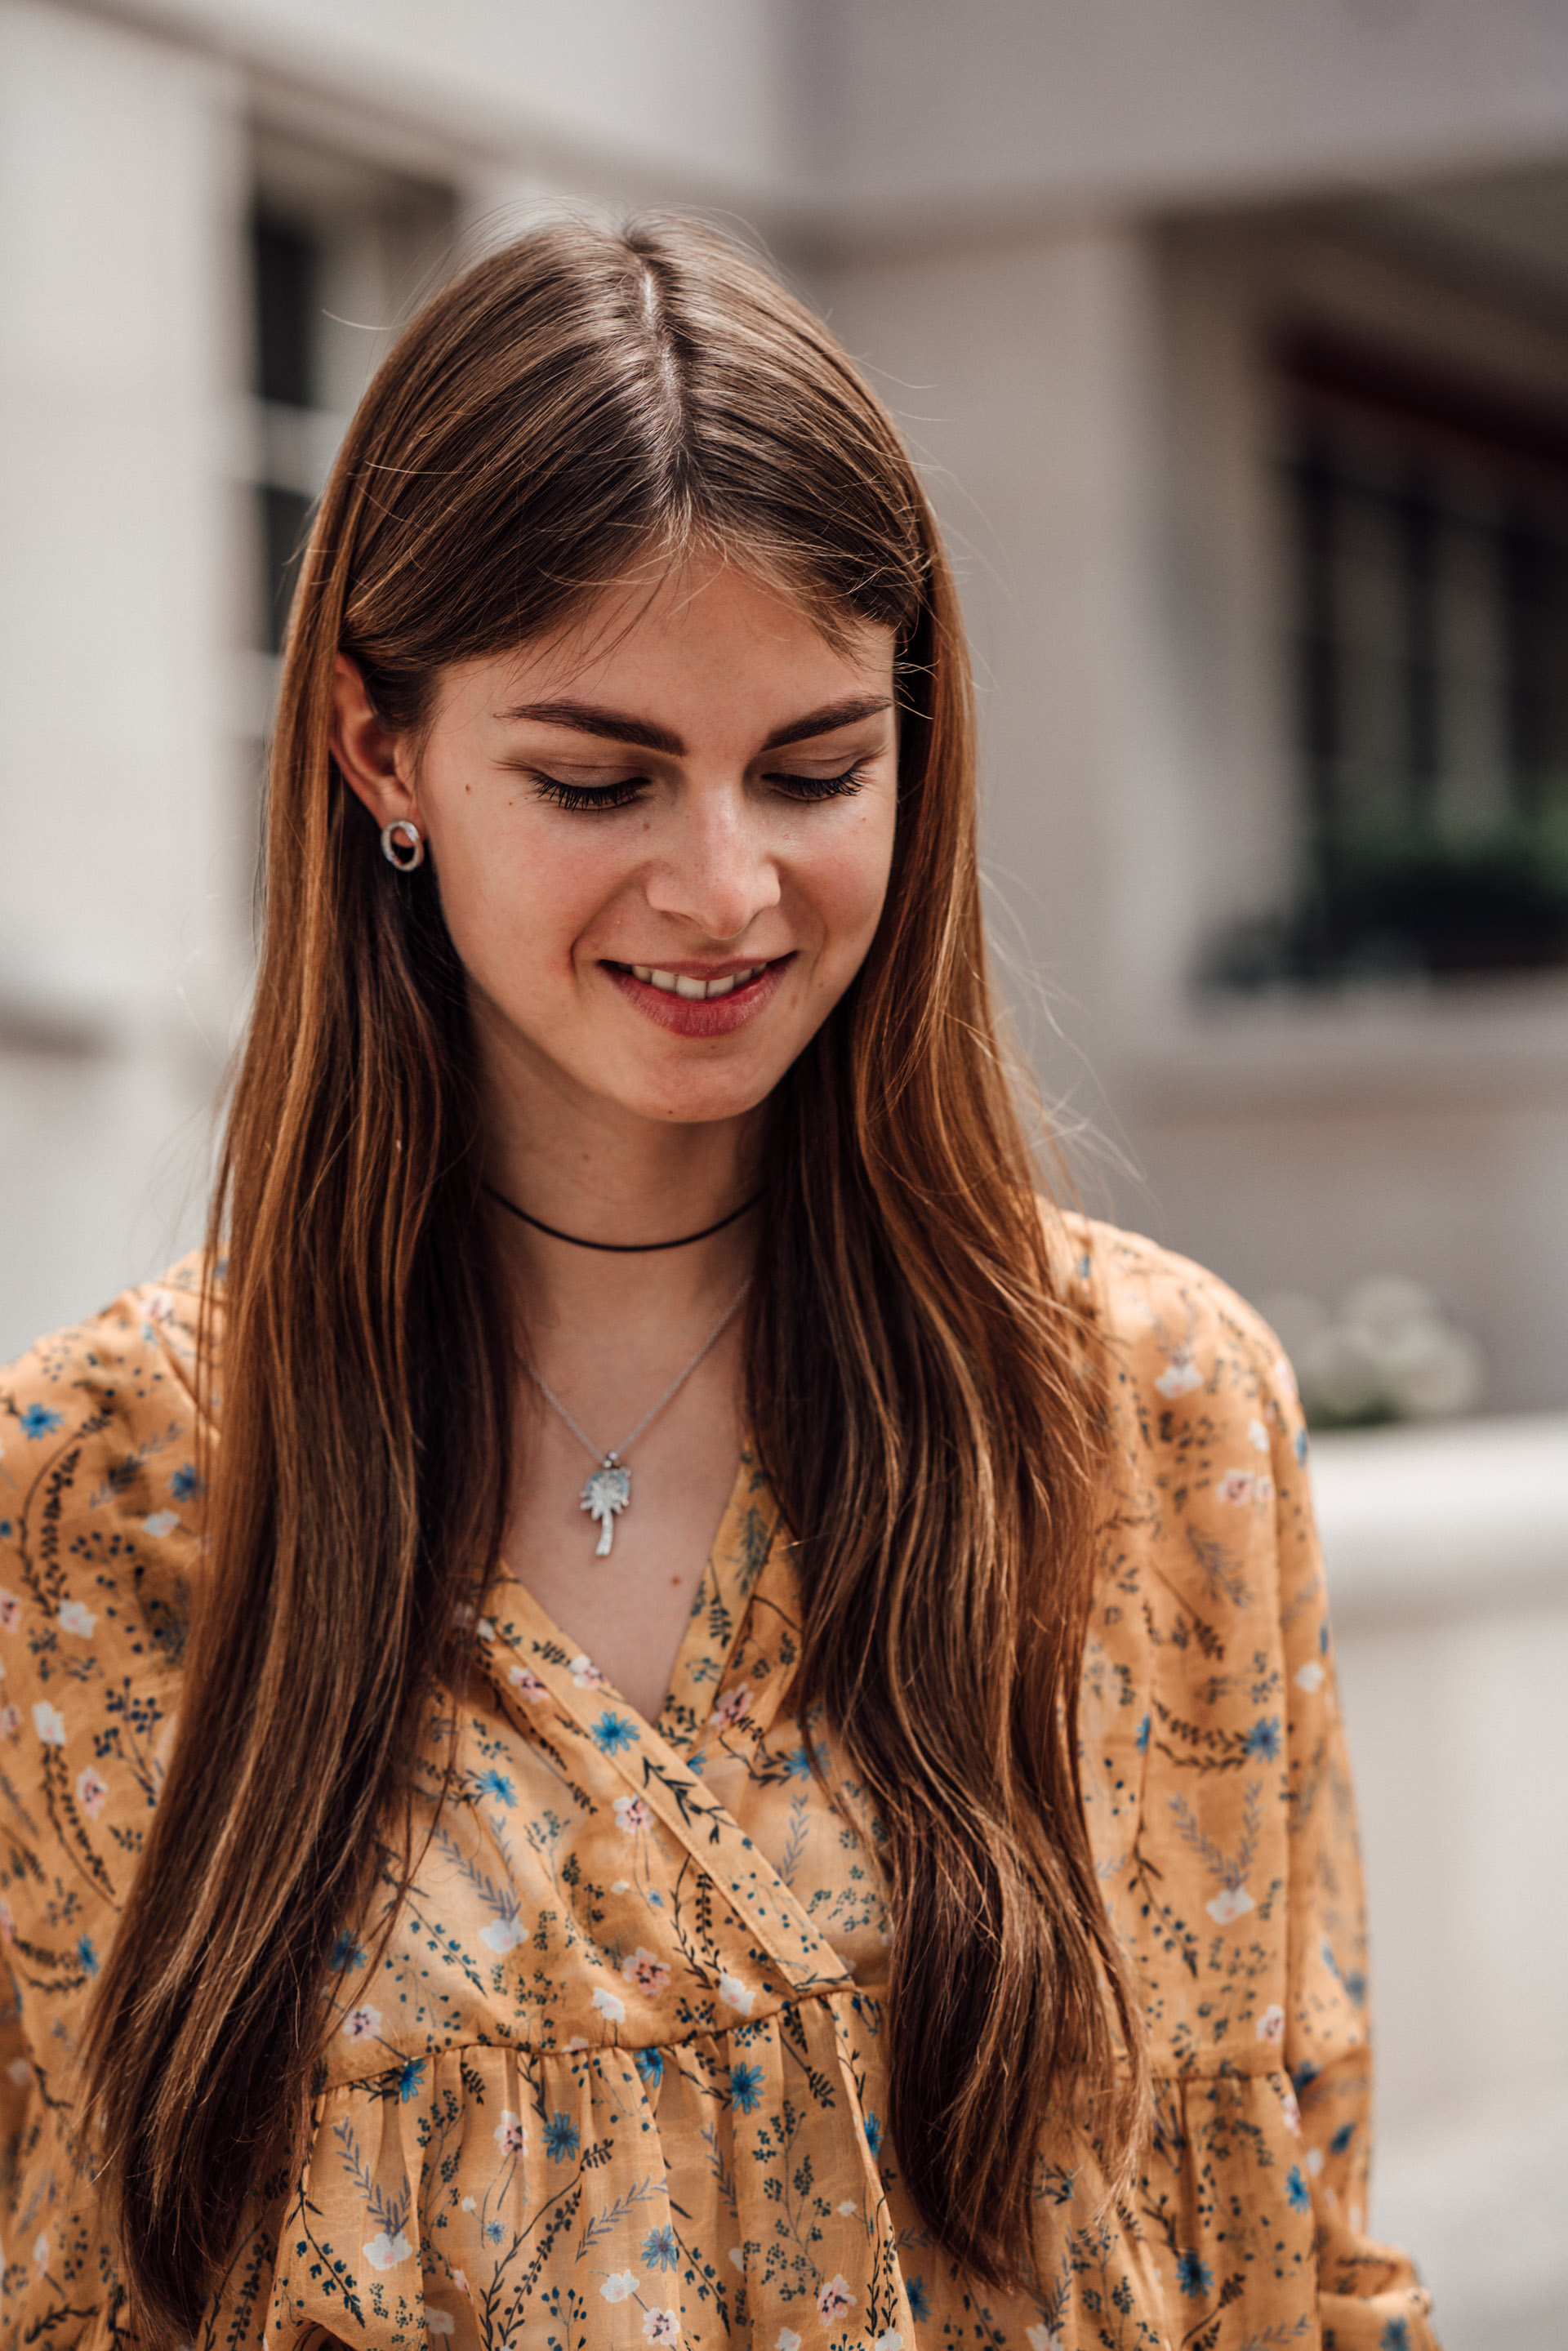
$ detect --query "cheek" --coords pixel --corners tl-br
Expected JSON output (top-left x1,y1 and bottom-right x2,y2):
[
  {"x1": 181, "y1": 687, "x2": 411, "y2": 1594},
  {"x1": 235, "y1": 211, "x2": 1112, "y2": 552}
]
[
  {"x1": 433, "y1": 815, "x2": 619, "y2": 977},
  {"x1": 803, "y1": 804, "x2": 898, "y2": 965}
]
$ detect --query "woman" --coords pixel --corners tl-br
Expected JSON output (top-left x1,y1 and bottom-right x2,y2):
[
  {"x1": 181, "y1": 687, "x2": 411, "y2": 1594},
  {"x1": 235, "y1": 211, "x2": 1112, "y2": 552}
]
[{"x1": 0, "y1": 217, "x2": 1435, "y2": 2349}]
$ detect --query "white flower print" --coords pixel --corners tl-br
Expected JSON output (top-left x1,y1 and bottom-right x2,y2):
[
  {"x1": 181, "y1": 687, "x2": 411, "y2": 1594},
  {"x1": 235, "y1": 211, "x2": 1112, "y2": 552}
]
[
  {"x1": 56, "y1": 1599, "x2": 96, "y2": 1637},
  {"x1": 363, "y1": 2229, "x2": 412, "y2": 2269},
  {"x1": 75, "y1": 1766, "x2": 108, "y2": 1817},
  {"x1": 0, "y1": 1593, "x2": 19, "y2": 1632},
  {"x1": 592, "y1": 1986, "x2": 626, "y2": 2023},
  {"x1": 601, "y1": 2272, "x2": 639, "y2": 2302},
  {"x1": 342, "y1": 2005, "x2": 381, "y2": 2040},
  {"x1": 776, "y1": 2334, "x2": 802, "y2": 2351},
  {"x1": 1256, "y1": 2002, "x2": 1285, "y2": 2044},
  {"x1": 1306, "y1": 2145, "x2": 1325, "y2": 2175},
  {"x1": 875, "y1": 2334, "x2": 906, "y2": 2351},
  {"x1": 1206, "y1": 1884, "x2": 1256, "y2": 1925},
  {"x1": 612, "y1": 1793, "x2": 653, "y2": 1834},
  {"x1": 817, "y1": 2275, "x2": 855, "y2": 2322},
  {"x1": 1155, "y1": 1351, "x2": 1203, "y2": 1399},
  {"x1": 33, "y1": 2232, "x2": 48, "y2": 2276},
  {"x1": 494, "y1": 2111, "x2": 527, "y2": 2154},
  {"x1": 611, "y1": 1877, "x2": 631, "y2": 1894},
  {"x1": 425, "y1": 2312, "x2": 456, "y2": 2337},
  {"x1": 1218, "y1": 1469, "x2": 1254, "y2": 1505},
  {"x1": 568, "y1": 1653, "x2": 604, "y2": 1689},
  {"x1": 31, "y1": 1703, "x2": 65, "y2": 1747},
  {"x1": 727, "y1": 2246, "x2": 746, "y2": 2273},
  {"x1": 508, "y1": 1665, "x2": 546, "y2": 1699},
  {"x1": 142, "y1": 1510, "x2": 178, "y2": 1539},
  {"x1": 1295, "y1": 1659, "x2": 1325, "y2": 1692},
  {"x1": 621, "y1": 1948, "x2": 669, "y2": 1993},
  {"x1": 642, "y1": 2309, "x2": 679, "y2": 2344},
  {"x1": 1027, "y1": 2330, "x2": 1063, "y2": 2351},
  {"x1": 717, "y1": 1971, "x2": 754, "y2": 2015},
  {"x1": 1248, "y1": 1416, "x2": 1271, "y2": 1453},
  {"x1": 7, "y1": 2055, "x2": 30, "y2": 2086},
  {"x1": 1281, "y1": 2082, "x2": 1303, "y2": 2135},
  {"x1": 710, "y1": 1685, "x2": 749, "y2": 1730},
  {"x1": 481, "y1": 1913, "x2": 525, "y2": 1954}
]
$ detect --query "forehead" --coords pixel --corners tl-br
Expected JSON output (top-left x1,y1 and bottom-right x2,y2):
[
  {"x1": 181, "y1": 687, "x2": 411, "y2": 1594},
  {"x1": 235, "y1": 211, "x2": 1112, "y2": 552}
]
[{"x1": 434, "y1": 558, "x2": 897, "y2": 733}]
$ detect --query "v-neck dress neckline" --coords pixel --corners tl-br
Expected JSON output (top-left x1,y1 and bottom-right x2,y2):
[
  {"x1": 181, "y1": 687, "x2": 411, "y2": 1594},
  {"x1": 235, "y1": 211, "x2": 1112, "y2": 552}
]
[{"x1": 489, "y1": 1444, "x2": 789, "y2": 1757}]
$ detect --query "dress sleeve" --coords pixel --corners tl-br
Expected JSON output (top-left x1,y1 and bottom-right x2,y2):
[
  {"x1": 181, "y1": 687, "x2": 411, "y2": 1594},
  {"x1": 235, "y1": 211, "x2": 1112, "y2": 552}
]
[{"x1": 1263, "y1": 1332, "x2": 1441, "y2": 2349}]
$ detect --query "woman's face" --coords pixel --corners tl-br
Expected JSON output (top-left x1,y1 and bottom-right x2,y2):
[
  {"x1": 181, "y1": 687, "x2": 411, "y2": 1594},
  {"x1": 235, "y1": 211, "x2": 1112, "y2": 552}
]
[{"x1": 336, "y1": 556, "x2": 899, "y2": 1137}]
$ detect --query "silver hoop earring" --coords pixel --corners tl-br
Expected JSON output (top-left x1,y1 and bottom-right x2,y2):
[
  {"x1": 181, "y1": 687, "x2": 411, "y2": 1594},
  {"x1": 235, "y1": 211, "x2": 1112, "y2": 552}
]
[{"x1": 380, "y1": 818, "x2": 425, "y2": 872}]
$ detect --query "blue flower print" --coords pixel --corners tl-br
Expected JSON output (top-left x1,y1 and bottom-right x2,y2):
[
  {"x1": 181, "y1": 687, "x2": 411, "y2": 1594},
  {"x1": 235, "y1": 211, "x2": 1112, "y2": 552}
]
[
  {"x1": 642, "y1": 2224, "x2": 679, "y2": 2271},
  {"x1": 543, "y1": 2113, "x2": 580, "y2": 2162},
  {"x1": 1243, "y1": 1716, "x2": 1281, "y2": 1761},
  {"x1": 1285, "y1": 2164, "x2": 1310, "y2": 2212},
  {"x1": 483, "y1": 2217, "x2": 504, "y2": 2246},
  {"x1": 863, "y1": 2112, "x2": 882, "y2": 2158},
  {"x1": 1330, "y1": 2120, "x2": 1356, "y2": 2154},
  {"x1": 329, "y1": 1930, "x2": 365, "y2": 1970},
  {"x1": 635, "y1": 2046, "x2": 663, "y2": 2088},
  {"x1": 591, "y1": 1711, "x2": 638, "y2": 1757},
  {"x1": 728, "y1": 2062, "x2": 764, "y2": 2114},
  {"x1": 396, "y1": 2057, "x2": 425, "y2": 2103},
  {"x1": 169, "y1": 1463, "x2": 202, "y2": 1502},
  {"x1": 0, "y1": 1520, "x2": 11, "y2": 1542},
  {"x1": 1380, "y1": 2322, "x2": 1411, "y2": 2350},
  {"x1": 1135, "y1": 1712, "x2": 1151, "y2": 1753},
  {"x1": 906, "y1": 2278, "x2": 931, "y2": 2322},
  {"x1": 20, "y1": 1405, "x2": 63, "y2": 1440},
  {"x1": 782, "y1": 1745, "x2": 812, "y2": 1779},
  {"x1": 475, "y1": 1768, "x2": 516, "y2": 1806},
  {"x1": 77, "y1": 1935, "x2": 99, "y2": 1977},
  {"x1": 1176, "y1": 2250, "x2": 1213, "y2": 2299},
  {"x1": 1294, "y1": 1426, "x2": 1308, "y2": 1464}
]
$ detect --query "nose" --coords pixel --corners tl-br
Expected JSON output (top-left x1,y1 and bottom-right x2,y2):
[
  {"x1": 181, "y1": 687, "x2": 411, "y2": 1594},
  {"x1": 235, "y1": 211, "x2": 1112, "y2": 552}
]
[{"x1": 641, "y1": 782, "x2": 781, "y2": 942}]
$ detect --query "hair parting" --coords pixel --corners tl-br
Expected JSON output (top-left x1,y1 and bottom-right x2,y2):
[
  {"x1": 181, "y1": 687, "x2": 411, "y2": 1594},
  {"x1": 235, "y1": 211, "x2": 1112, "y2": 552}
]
[{"x1": 81, "y1": 212, "x2": 1147, "y2": 2339}]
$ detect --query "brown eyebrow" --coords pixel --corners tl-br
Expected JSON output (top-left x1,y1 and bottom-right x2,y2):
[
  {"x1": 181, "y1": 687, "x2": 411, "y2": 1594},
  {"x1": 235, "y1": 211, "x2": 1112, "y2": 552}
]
[{"x1": 493, "y1": 694, "x2": 893, "y2": 759}]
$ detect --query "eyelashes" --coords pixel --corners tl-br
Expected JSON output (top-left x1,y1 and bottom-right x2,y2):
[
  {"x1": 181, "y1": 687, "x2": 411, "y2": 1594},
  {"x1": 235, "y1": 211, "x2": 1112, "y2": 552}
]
[{"x1": 528, "y1": 760, "x2": 874, "y2": 813}]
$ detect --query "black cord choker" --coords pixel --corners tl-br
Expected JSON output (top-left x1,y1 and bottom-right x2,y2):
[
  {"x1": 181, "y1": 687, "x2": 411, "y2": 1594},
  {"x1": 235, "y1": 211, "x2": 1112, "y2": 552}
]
[{"x1": 483, "y1": 1184, "x2": 762, "y2": 1253}]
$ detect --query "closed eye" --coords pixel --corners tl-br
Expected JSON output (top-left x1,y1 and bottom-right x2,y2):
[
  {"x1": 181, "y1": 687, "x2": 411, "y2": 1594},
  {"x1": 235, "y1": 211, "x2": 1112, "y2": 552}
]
[
  {"x1": 528, "y1": 773, "x2": 647, "y2": 813},
  {"x1": 765, "y1": 759, "x2": 872, "y2": 802}
]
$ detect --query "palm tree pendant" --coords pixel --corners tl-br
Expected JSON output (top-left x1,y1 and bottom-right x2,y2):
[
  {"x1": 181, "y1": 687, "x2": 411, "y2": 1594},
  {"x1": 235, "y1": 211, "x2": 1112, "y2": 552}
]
[{"x1": 581, "y1": 1460, "x2": 631, "y2": 1556}]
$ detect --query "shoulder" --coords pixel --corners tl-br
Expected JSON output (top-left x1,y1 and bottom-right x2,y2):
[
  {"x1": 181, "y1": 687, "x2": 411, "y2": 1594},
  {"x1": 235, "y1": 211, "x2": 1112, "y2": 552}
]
[
  {"x1": 1054, "y1": 1211, "x2": 1299, "y2": 1442},
  {"x1": 0, "y1": 1258, "x2": 212, "y2": 1961}
]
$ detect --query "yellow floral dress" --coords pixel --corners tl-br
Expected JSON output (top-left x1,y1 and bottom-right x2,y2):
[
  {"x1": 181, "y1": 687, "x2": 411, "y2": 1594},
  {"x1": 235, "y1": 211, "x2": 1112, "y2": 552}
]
[{"x1": 0, "y1": 1226, "x2": 1438, "y2": 2349}]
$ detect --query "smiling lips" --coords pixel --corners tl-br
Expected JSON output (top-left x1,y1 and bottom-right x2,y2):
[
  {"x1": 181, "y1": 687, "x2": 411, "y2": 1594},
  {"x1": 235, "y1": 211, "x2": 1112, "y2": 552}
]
[{"x1": 605, "y1": 956, "x2": 787, "y2": 1037}]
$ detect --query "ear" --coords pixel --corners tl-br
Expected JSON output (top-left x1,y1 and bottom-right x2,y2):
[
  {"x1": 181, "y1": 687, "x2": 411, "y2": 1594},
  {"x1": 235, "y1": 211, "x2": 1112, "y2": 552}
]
[{"x1": 331, "y1": 654, "x2": 419, "y2": 830}]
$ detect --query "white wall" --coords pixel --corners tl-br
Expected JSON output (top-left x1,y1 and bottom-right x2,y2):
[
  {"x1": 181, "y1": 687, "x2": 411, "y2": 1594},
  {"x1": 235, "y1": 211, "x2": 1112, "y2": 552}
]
[{"x1": 0, "y1": 0, "x2": 247, "y2": 1352}]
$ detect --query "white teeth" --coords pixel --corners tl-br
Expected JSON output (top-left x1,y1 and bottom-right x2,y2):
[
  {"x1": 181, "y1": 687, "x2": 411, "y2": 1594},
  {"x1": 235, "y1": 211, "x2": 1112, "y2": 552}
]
[{"x1": 630, "y1": 962, "x2": 766, "y2": 999}]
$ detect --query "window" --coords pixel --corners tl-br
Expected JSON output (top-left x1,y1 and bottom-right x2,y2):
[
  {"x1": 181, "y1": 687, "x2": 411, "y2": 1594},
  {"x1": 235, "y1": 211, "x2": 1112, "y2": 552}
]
[
  {"x1": 241, "y1": 136, "x2": 455, "y2": 689},
  {"x1": 1213, "y1": 332, "x2": 1568, "y2": 985}
]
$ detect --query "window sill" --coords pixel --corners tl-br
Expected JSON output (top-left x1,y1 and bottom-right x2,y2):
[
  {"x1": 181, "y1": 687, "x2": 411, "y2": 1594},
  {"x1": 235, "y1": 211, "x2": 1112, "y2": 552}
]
[{"x1": 1122, "y1": 972, "x2": 1568, "y2": 1116}]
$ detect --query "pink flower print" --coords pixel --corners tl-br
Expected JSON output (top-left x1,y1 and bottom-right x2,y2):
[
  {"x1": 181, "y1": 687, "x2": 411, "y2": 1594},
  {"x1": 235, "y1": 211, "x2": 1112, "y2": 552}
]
[
  {"x1": 32, "y1": 1702, "x2": 65, "y2": 1747},
  {"x1": 142, "y1": 1511, "x2": 178, "y2": 1540},
  {"x1": 817, "y1": 2275, "x2": 856, "y2": 2322},
  {"x1": 0, "y1": 1706, "x2": 20, "y2": 1740},
  {"x1": 1205, "y1": 1884, "x2": 1255, "y2": 1925},
  {"x1": 342, "y1": 2004, "x2": 381, "y2": 2041},
  {"x1": 592, "y1": 1986, "x2": 626, "y2": 2024},
  {"x1": 32, "y1": 2232, "x2": 49, "y2": 2278},
  {"x1": 1155, "y1": 1351, "x2": 1203, "y2": 1400},
  {"x1": 1280, "y1": 2081, "x2": 1303, "y2": 2135},
  {"x1": 75, "y1": 1766, "x2": 108, "y2": 1818},
  {"x1": 717, "y1": 1971, "x2": 755, "y2": 2015},
  {"x1": 425, "y1": 2313, "x2": 457, "y2": 2338},
  {"x1": 711, "y1": 1685, "x2": 749, "y2": 1730},
  {"x1": 0, "y1": 1897, "x2": 13, "y2": 1943},
  {"x1": 363, "y1": 2229, "x2": 411, "y2": 2270},
  {"x1": 494, "y1": 2110, "x2": 528, "y2": 2154},
  {"x1": 613, "y1": 1794, "x2": 653, "y2": 1834},
  {"x1": 0, "y1": 1592, "x2": 20, "y2": 1632},
  {"x1": 1256, "y1": 2002, "x2": 1285, "y2": 2046},
  {"x1": 569, "y1": 1653, "x2": 604, "y2": 1690},
  {"x1": 508, "y1": 1665, "x2": 546, "y2": 1700},
  {"x1": 643, "y1": 2312, "x2": 680, "y2": 2345},
  {"x1": 621, "y1": 1948, "x2": 670, "y2": 1994},
  {"x1": 601, "y1": 2273, "x2": 639, "y2": 2303},
  {"x1": 1218, "y1": 1469, "x2": 1254, "y2": 1505},
  {"x1": 776, "y1": 2334, "x2": 802, "y2": 2351}
]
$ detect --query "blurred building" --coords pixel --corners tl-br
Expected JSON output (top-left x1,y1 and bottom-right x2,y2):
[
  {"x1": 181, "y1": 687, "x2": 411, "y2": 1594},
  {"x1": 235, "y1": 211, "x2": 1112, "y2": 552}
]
[{"x1": 2, "y1": 4, "x2": 1566, "y2": 2344}]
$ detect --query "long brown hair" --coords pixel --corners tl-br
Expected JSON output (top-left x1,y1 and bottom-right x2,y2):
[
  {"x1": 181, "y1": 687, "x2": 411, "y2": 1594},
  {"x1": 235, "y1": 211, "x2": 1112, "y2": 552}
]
[{"x1": 83, "y1": 213, "x2": 1147, "y2": 2336}]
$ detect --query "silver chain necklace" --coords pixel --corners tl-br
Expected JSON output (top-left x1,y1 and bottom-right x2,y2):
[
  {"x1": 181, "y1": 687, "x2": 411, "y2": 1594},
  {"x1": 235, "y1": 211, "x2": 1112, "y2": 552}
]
[{"x1": 520, "y1": 1285, "x2": 749, "y2": 1556}]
